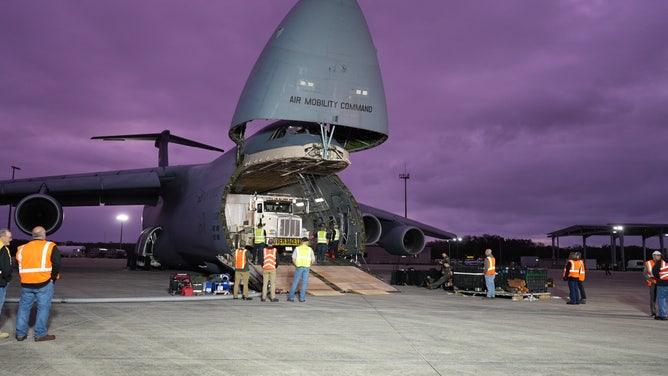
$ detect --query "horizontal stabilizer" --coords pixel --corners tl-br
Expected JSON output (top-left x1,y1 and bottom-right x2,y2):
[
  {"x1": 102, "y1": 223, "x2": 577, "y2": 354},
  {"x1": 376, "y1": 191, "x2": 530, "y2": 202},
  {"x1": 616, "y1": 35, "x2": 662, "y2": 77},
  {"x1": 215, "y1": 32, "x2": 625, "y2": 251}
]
[{"x1": 92, "y1": 130, "x2": 224, "y2": 167}]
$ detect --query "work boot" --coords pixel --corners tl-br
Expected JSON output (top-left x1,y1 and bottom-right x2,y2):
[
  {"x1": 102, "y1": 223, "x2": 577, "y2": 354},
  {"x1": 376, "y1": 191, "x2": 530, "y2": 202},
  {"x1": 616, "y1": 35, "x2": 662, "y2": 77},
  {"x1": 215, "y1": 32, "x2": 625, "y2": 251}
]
[{"x1": 35, "y1": 334, "x2": 56, "y2": 342}]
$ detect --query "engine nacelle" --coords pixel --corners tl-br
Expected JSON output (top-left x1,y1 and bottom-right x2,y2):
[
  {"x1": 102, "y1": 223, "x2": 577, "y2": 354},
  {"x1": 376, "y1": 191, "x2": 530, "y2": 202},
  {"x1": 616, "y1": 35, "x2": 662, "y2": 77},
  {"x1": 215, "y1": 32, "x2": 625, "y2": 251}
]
[
  {"x1": 362, "y1": 213, "x2": 382, "y2": 245},
  {"x1": 14, "y1": 194, "x2": 64, "y2": 236},
  {"x1": 377, "y1": 225, "x2": 426, "y2": 256}
]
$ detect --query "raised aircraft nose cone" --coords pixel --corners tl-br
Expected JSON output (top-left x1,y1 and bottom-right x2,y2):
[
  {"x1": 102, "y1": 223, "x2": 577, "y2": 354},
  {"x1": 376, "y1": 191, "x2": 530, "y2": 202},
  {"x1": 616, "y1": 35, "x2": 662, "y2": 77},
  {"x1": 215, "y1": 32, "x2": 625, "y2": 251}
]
[{"x1": 230, "y1": 0, "x2": 388, "y2": 152}]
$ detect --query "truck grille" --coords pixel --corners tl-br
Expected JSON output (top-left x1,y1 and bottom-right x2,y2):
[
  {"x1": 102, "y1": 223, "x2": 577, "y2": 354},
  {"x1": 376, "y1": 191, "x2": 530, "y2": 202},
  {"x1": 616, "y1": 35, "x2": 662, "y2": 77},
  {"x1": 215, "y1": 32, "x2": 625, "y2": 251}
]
[{"x1": 278, "y1": 217, "x2": 301, "y2": 237}]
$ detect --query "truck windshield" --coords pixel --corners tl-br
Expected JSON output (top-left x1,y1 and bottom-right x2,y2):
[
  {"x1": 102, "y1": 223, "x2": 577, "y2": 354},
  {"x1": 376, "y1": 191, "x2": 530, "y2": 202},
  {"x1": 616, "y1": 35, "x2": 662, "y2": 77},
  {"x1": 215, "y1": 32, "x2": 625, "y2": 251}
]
[{"x1": 264, "y1": 201, "x2": 292, "y2": 214}]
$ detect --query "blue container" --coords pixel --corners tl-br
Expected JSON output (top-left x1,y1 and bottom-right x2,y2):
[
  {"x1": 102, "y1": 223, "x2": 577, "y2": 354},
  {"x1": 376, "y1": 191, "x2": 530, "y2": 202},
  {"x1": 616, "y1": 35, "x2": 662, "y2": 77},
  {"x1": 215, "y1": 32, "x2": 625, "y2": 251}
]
[{"x1": 204, "y1": 281, "x2": 213, "y2": 294}]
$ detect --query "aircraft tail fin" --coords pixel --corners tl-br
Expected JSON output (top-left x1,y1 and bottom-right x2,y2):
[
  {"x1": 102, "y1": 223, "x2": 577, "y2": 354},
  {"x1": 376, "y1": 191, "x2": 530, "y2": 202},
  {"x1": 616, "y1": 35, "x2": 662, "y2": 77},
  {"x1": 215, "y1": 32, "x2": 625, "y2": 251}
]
[{"x1": 92, "y1": 130, "x2": 224, "y2": 167}]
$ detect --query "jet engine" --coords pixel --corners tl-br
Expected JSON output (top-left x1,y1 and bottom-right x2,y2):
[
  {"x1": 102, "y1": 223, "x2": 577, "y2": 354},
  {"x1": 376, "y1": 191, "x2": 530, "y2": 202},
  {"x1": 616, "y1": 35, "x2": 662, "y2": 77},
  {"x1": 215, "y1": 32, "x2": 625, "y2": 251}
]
[
  {"x1": 14, "y1": 193, "x2": 64, "y2": 235},
  {"x1": 362, "y1": 213, "x2": 382, "y2": 245},
  {"x1": 362, "y1": 211, "x2": 426, "y2": 256},
  {"x1": 377, "y1": 225, "x2": 426, "y2": 256}
]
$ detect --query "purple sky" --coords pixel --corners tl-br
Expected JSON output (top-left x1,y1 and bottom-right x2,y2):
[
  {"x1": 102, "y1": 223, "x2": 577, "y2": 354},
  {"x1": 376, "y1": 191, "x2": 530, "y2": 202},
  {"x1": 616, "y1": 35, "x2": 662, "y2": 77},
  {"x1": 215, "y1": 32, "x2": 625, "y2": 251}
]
[{"x1": 2, "y1": 1, "x2": 668, "y2": 247}]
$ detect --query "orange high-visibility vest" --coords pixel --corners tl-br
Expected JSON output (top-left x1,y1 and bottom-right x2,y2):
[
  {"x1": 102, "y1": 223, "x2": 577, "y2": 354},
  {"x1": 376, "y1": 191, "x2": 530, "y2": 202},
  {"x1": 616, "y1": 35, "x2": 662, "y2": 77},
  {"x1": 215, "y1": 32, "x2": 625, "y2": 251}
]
[
  {"x1": 17, "y1": 240, "x2": 57, "y2": 284},
  {"x1": 564, "y1": 260, "x2": 583, "y2": 279},
  {"x1": 263, "y1": 247, "x2": 277, "y2": 270},
  {"x1": 485, "y1": 256, "x2": 496, "y2": 275},
  {"x1": 578, "y1": 260, "x2": 586, "y2": 282},
  {"x1": 659, "y1": 260, "x2": 668, "y2": 281},
  {"x1": 645, "y1": 260, "x2": 658, "y2": 286},
  {"x1": 235, "y1": 248, "x2": 247, "y2": 269}
]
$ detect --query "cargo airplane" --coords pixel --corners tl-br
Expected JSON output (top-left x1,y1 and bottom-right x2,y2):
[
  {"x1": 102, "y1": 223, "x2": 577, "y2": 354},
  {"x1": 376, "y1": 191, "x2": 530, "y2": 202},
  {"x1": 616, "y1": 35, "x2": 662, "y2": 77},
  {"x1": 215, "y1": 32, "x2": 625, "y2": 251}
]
[{"x1": 0, "y1": 0, "x2": 456, "y2": 273}]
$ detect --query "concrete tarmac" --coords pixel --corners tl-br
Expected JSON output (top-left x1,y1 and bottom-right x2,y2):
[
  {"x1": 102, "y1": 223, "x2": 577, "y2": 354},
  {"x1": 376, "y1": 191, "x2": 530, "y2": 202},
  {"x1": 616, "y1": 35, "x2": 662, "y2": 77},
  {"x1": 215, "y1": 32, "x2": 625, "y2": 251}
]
[{"x1": 0, "y1": 258, "x2": 665, "y2": 376}]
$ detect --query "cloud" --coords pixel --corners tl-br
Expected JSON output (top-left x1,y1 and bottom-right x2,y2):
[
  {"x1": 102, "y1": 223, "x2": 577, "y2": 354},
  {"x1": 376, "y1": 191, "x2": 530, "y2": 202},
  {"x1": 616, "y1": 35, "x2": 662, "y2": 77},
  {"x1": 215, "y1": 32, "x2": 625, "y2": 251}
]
[{"x1": 2, "y1": 0, "x2": 668, "y2": 248}]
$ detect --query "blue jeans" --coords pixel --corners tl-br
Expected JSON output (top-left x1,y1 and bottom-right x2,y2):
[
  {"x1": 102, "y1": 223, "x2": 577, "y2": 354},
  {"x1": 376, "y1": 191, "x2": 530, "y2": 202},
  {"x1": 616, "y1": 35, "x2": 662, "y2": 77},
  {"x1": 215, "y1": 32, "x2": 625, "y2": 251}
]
[
  {"x1": 0, "y1": 282, "x2": 8, "y2": 317},
  {"x1": 657, "y1": 285, "x2": 668, "y2": 318},
  {"x1": 289, "y1": 267, "x2": 310, "y2": 301},
  {"x1": 16, "y1": 281, "x2": 54, "y2": 338},
  {"x1": 568, "y1": 279, "x2": 580, "y2": 304},
  {"x1": 317, "y1": 244, "x2": 327, "y2": 262},
  {"x1": 484, "y1": 275, "x2": 495, "y2": 297},
  {"x1": 253, "y1": 244, "x2": 264, "y2": 264}
]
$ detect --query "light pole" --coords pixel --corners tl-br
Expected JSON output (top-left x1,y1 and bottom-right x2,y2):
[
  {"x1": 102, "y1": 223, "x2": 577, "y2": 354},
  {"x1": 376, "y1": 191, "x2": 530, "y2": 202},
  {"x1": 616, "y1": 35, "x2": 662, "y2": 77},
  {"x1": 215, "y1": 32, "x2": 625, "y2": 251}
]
[
  {"x1": 399, "y1": 167, "x2": 410, "y2": 218},
  {"x1": 455, "y1": 237, "x2": 462, "y2": 260},
  {"x1": 612, "y1": 225, "x2": 625, "y2": 271},
  {"x1": 6, "y1": 165, "x2": 20, "y2": 229},
  {"x1": 116, "y1": 214, "x2": 129, "y2": 250}
]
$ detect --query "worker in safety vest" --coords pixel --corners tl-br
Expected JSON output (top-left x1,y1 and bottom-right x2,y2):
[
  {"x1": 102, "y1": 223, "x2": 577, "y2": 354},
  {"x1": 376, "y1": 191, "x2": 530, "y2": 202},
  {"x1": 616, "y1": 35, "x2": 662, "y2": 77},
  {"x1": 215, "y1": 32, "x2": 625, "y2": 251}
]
[
  {"x1": 233, "y1": 244, "x2": 252, "y2": 300},
  {"x1": 575, "y1": 252, "x2": 587, "y2": 304},
  {"x1": 645, "y1": 251, "x2": 662, "y2": 317},
  {"x1": 651, "y1": 249, "x2": 668, "y2": 320},
  {"x1": 288, "y1": 237, "x2": 315, "y2": 302},
  {"x1": 253, "y1": 223, "x2": 266, "y2": 264},
  {"x1": 15, "y1": 226, "x2": 61, "y2": 341},
  {"x1": 261, "y1": 239, "x2": 279, "y2": 302},
  {"x1": 316, "y1": 225, "x2": 328, "y2": 263},
  {"x1": 0, "y1": 228, "x2": 14, "y2": 339},
  {"x1": 563, "y1": 252, "x2": 583, "y2": 305},
  {"x1": 483, "y1": 248, "x2": 496, "y2": 299},
  {"x1": 328, "y1": 225, "x2": 340, "y2": 259}
]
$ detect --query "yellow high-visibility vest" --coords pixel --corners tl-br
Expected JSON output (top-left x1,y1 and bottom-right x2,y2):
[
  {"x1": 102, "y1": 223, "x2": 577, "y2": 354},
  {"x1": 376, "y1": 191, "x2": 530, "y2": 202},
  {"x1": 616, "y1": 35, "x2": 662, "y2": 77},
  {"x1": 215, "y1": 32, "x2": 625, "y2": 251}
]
[
  {"x1": 317, "y1": 230, "x2": 328, "y2": 244},
  {"x1": 254, "y1": 228, "x2": 265, "y2": 244},
  {"x1": 294, "y1": 244, "x2": 313, "y2": 267}
]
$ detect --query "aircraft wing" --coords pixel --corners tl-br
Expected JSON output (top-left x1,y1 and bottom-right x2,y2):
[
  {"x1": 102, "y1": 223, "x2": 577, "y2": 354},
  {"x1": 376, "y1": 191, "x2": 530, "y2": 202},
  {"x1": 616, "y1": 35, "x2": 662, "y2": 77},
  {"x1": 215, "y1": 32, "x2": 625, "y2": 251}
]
[
  {"x1": 0, "y1": 167, "x2": 169, "y2": 235},
  {"x1": 358, "y1": 203, "x2": 456, "y2": 239},
  {"x1": 0, "y1": 167, "x2": 165, "y2": 207},
  {"x1": 357, "y1": 202, "x2": 456, "y2": 255}
]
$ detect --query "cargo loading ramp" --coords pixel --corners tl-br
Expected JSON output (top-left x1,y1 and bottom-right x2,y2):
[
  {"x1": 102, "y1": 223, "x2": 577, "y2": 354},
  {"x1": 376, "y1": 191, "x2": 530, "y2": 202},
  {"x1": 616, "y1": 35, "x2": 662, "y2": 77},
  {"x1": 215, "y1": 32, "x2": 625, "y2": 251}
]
[
  {"x1": 255, "y1": 264, "x2": 398, "y2": 296},
  {"x1": 310, "y1": 266, "x2": 398, "y2": 295}
]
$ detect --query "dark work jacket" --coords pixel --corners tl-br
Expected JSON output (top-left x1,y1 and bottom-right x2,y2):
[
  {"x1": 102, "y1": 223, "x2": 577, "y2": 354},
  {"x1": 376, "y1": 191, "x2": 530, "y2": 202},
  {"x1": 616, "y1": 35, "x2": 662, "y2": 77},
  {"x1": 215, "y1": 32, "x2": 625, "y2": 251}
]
[{"x1": 0, "y1": 244, "x2": 12, "y2": 287}]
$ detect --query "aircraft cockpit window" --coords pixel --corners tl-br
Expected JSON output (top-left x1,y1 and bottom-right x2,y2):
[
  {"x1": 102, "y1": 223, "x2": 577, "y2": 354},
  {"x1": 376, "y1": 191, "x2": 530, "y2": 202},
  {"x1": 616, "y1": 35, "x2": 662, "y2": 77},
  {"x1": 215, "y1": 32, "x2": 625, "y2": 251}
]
[
  {"x1": 289, "y1": 123, "x2": 321, "y2": 135},
  {"x1": 287, "y1": 125, "x2": 308, "y2": 135},
  {"x1": 269, "y1": 123, "x2": 322, "y2": 140},
  {"x1": 270, "y1": 128, "x2": 286, "y2": 139}
]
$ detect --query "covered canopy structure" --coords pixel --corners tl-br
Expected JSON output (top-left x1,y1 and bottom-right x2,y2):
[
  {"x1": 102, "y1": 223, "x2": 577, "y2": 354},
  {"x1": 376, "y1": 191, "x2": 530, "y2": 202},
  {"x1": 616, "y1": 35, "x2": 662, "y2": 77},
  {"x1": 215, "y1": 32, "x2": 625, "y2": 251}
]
[{"x1": 547, "y1": 223, "x2": 668, "y2": 271}]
